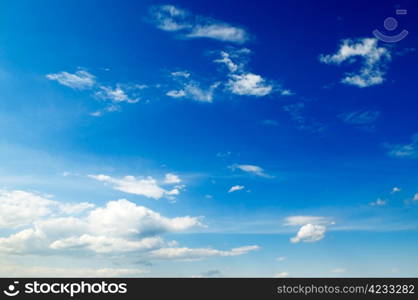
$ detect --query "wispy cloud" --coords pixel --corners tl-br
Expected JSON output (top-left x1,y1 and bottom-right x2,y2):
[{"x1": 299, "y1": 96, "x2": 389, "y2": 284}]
[
  {"x1": 46, "y1": 70, "x2": 96, "y2": 90},
  {"x1": 88, "y1": 174, "x2": 183, "y2": 200},
  {"x1": 320, "y1": 38, "x2": 391, "y2": 87},
  {"x1": 386, "y1": 134, "x2": 418, "y2": 158},
  {"x1": 214, "y1": 48, "x2": 291, "y2": 97},
  {"x1": 228, "y1": 185, "x2": 245, "y2": 193},
  {"x1": 370, "y1": 198, "x2": 387, "y2": 206},
  {"x1": 283, "y1": 102, "x2": 324, "y2": 133},
  {"x1": 46, "y1": 70, "x2": 144, "y2": 115},
  {"x1": 339, "y1": 110, "x2": 380, "y2": 125},
  {"x1": 230, "y1": 164, "x2": 272, "y2": 178},
  {"x1": 150, "y1": 5, "x2": 249, "y2": 43},
  {"x1": 150, "y1": 245, "x2": 259, "y2": 261}
]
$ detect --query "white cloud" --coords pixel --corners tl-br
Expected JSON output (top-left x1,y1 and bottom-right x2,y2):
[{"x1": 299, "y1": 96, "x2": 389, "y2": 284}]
[
  {"x1": 88, "y1": 174, "x2": 182, "y2": 200},
  {"x1": 331, "y1": 268, "x2": 347, "y2": 273},
  {"x1": 285, "y1": 216, "x2": 333, "y2": 226},
  {"x1": 0, "y1": 198, "x2": 202, "y2": 255},
  {"x1": 320, "y1": 38, "x2": 391, "y2": 87},
  {"x1": 0, "y1": 190, "x2": 94, "y2": 229},
  {"x1": 95, "y1": 85, "x2": 139, "y2": 103},
  {"x1": 227, "y1": 73, "x2": 273, "y2": 96},
  {"x1": 370, "y1": 198, "x2": 387, "y2": 206},
  {"x1": 391, "y1": 187, "x2": 401, "y2": 193},
  {"x1": 166, "y1": 90, "x2": 186, "y2": 98},
  {"x1": 150, "y1": 245, "x2": 259, "y2": 261},
  {"x1": 290, "y1": 224, "x2": 326, "y2": 243},
  {"x1": 228, "y1": 185, "x2": 245, "y2": 193},
  {"x1": 167, "y1": 81, "x2": 219, "y2": 103},
  {"x1": 171, "y1": 71, "x2": 190, "y2": 78},
  {"x1": 386, "y1": 134, "x2": 418, "y2": 158},
  {"x1": 413, "y1": 194, "x2": 418, "y2": 201},
  {"x1": 214, "y1": 51, "x2": 240, "y2": 72},
  {"x1": 339, "y1": 110, "x2": 380, "y2": 125},
  {"x1": 274, "y1": 272, "x2": 289, "y2": 278},
  {"x1": 187, "y1": 24, "x2": 248, "y2": 43},
  {"x1": 285, "y1": 216, "x2": 333, "y2": 243},
  {"x1": 46, "y1": 70, "x2": 96, "y2": 89},
  {"x1": 230, "y1": 164, "x2": 271, "y2": 178},
  {"x1": 164, "y1": 173, "x2": 181, "y2": 184},
  {"x1": 150, "y1": 5, "x2": 248, "y2": 43},
  {"x1": 276, "y1": 256, "x2": 286, "y2": 261},
  {"x1": 0, "y1": 265, "x2": 147, "y2": 277}
]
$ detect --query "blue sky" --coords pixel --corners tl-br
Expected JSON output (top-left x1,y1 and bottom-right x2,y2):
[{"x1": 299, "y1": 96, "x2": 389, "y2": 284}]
[{"x1": 0, "y1": 0, "x2": 418, "y2": 277}]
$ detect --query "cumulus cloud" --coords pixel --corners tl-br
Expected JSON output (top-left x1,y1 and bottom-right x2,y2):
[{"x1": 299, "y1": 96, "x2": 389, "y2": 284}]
[
  {"x1": 320, "y1": 38, "x2": 391, "y2": 87},
  {"x1": 150, "y1": 5, "x2": 248, "y2": 43},
  {"x1": 413, "y1": 194, "x2": 418, "y2": 201},
  {"x1": 227, "y1": 73, "x2": 273, "y2": 96},
  {"x1": 290, "y1": 224, "x2": 326, "y2": 243},
  {"x1": 0, "y1": 190, "x2": 94, "y2": 229},
  {"x1": 285, "y1": 216, "x2": 334, "y2": 243},
  {"x1": 88, "y1": 174, "x2": 182, "y2": 200},
  {"x1": 46, "y1": 70, "x2": 96, "y2": 89},
  {"x1": 230, "y1": 164, "x2": 272, "y2": 178},
  {"x1": 0, "y1": 197, "x2": 202, "y2": 255},
  {"x1": 164, "y1": 173, "x2": 181, "y2": 184},
  {"x1": 386, "y1": 134, "x2": 418, "y2": 158},
  {"x1": 150, "y1": 245, "x2": 259, "y2": 261},
  {"x1": 228, "y1": 185, "x2": 245, "y2": 193},
  {"x1": 95, "y1": 85, "x2": 139, "y2": 103}
]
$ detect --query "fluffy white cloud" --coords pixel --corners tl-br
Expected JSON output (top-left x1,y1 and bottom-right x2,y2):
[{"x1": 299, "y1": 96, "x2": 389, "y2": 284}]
[
  {"x1": 386, "y1": 134, "x2": 418, "y2": 158},
  {"x1": 228, "y1": 185, "x2": 245, "y2": 193},
  {"x1": 88, "y1": 174, "x2": 182, "y2": 200},
  {"x1": 150, "y1": 245, "x2": 259, "y2": 261},
  {"x1": 227, "y1": 73, "x2": 273, "y2": 96},
  {"x1": 0, "y1": 190, "x2": 94, "y2": 229},
  {"x1": 95, "y1": 85, "x2": 139, "y2": 103},
  {"x1": 164, "y1": 173, "x2": 181, "y2": 184},
  {"x1": 150, "y1": 5, "x2": 248, "y2": 43},
  {"x1": 290, "y1": 224, "x2": 326, "y2": 243},
  {"x1": 413, "y1": 194, "x2": 418, "y2": 201},
  {"x1": 320, "y1": 38, "x2": 391, "y2": 87},
  {"x1": 46, "y1": 70, "x2": 96, "y2": 89},
  {"x1": 230, "y1": 164, "x2": 271, "y2": 178},
  {"x1": 0, "y1": 198, "x2": 202, "y2": 255},
  {"x1": 285, "y1": 216, "x2": 334, "y2": 243}
]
